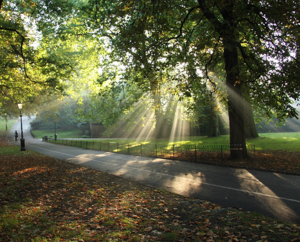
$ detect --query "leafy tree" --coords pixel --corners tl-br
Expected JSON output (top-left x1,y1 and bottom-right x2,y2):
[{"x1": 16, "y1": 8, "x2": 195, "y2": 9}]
[
  {"x1": 75, "y1": 69, "x2": 146, "y2": 136},
  {"x1": 3, "y1": 0, "x2": 299, "y2": 160},
  {"x1": 0, "y1": 0, "x2": 98, "y2": 116},
  {"x1": 0, "y1": 1, "x2": 55, "y2": 109},
  {"x1": 80, "y1": 0, "x2": 190, "y2": 138},
  {"x1": 81, "y1": 0, "x2": 300, "y2": 159},
  {"x1": 31, "y1": 97, "x2": 80, "y2": 130}
]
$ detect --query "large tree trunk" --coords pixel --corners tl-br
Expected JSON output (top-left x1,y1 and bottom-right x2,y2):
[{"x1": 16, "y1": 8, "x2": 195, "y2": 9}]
[
  {"x1": 154, "y1": 107, "x2": 165, "y2": 138},
  {"x1": 209, "y1": 99, "x2": 220, "y2": 137},
  {"x1": 244, "y1": 100, "x2": 259, "y2": 138},
  {"x1": 224, "y1": 39, "x2": 248, "y2": 159},
  {"x1": 150, "y1": 76, "x2": 165, "y2": 139}
]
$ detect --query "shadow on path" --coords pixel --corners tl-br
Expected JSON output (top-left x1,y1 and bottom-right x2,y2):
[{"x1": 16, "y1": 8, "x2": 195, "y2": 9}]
[{"x1": 6, "y1": 116, "x2": 300, "y2": 224}]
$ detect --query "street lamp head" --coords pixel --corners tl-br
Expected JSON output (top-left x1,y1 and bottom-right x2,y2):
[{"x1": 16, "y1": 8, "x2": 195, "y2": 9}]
[{"x1": 18, "y1": 102, "x2": 22, "y2": 110}]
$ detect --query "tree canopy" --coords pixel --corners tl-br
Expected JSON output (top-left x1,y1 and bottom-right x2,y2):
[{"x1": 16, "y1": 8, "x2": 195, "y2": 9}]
[
  {"x1": 80, "y1": 0, "x2": 300, "y2": 158},
  {"x1": 1, "y1": 0, "x2": 299, "y2": 159},
  {"x1": 0, "y1": 0, "x2": 96, "y2": 116}
]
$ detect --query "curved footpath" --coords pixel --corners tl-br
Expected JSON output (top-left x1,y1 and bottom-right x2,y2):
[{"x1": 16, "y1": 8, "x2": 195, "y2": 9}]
[{"x1": 6, "y1": 116, "x2": 300, "y2": 224}]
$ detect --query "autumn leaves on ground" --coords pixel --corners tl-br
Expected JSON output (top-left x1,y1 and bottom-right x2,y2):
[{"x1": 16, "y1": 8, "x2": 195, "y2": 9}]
[{"x1": 0, "y1": 138, "x2": 300, "y2": 241}]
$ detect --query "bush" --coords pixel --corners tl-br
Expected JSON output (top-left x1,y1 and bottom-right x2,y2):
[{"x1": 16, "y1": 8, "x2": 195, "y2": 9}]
[
  {"x1": 30, "y1": 120, "x2": 63, "y2": 130},
  {"x1": 30, "y1": 120, "x2": 42, "y2": 130},
  {"x1": 30, "y1": 120, "x2": 55, "y2": 130}
]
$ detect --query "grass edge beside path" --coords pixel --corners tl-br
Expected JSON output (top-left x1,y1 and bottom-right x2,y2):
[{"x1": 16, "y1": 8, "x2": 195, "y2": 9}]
[
  {"x1": 0, "y1": 138, "x2": 300, "y2": 241},
  {"x1": 31, "y1": 130, "x2": 300, "y2": 152},
  {"x1": 0, "y1": 119, "x2": 17, "y2": 138}
]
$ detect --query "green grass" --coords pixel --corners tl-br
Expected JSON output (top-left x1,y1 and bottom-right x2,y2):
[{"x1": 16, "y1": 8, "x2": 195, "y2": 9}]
[
  {"x1": 32, "y1": 127, "x2": 300, "y2": 152},
  {"x1": 0, "y1": 145, "x2": 22, "y2": 155},
  {"x1": 102, "y1": 132, "x2": 300, "y2": 151},
  {"x1": 2, "y1": 117, "x2": 300, "y2": 152},
  {"x1": 31, "y1": 129, "x2": 83, "y2": 139},
  {"x1": 247, "y1": 132, "x2": 300, "y2": 151},
  {"x1": 52, "y1": 132, "x2": 300, "y2": 152},
  {"x1": 0, "y1": 145, "x2": 44, "y2": 156},
  {"x1": 0, "y1": 118, "x2": 17, "y2": 134}
]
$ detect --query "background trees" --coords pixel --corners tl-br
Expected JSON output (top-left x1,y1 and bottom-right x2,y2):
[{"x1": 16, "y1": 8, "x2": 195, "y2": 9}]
[
  {"x1": 0, "y1": 0, "x2": 97, "y2": 116},
  {"x1": 79, "y1": 0, "x2": 300, "y2": 158},
  {"x1": 30, "y1": 97, "x2": 92, "y2": 138},
  {"x1": 2, "y1": 0, "x2": 299, "y2": 160},
  {"x1": 80, "y1": 1, "x2": 187, "y2": 138}
]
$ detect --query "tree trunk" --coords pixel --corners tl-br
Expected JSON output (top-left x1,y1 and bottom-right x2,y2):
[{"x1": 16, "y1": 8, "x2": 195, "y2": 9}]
[
  {"x1": 224, "y1": 39, "x2": 248, "y2": 159},
  {"x1": 150, "y1": 77, "x2": 165, "y2": 139},
  {"x1": 154, "y1": 106, "x2": 165, "y2": 138},
  {"x1": 209, "y1": 99, "x2": 220, "y2": 137},
  {"x1": 297, "y1": 34, "x2": 300, "y2": 60},
  {"x1": 244, "y1": 101, "x2": 259, "y2": 138}
]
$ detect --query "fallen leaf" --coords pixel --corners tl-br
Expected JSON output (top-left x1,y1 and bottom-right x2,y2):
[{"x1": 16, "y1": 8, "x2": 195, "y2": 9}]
[{"x1": 144, "y1": 226, "x2": 153, "y2": 232}]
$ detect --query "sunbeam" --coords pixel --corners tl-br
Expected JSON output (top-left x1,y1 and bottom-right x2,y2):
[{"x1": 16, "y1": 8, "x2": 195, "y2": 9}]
[
  {"x1": 169, "y1": 104, "x2": 190, "y2": 143},
  {"x1": 207, "y1": 72, "x2": 230, "y2": 132},
  {"x1": 105, "y1": 92, "x2": 193, "y2": 143}
]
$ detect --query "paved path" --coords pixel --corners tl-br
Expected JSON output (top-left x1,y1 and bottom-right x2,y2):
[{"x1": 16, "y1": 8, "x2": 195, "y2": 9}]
[{"x1": 7, "y1": 116, "x2": 300, "y2": 224}]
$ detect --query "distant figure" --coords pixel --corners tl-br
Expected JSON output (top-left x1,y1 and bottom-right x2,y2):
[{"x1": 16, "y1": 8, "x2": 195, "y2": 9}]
[{"x1": 15, "y1": 130, "x2": 18, "y2": 141}]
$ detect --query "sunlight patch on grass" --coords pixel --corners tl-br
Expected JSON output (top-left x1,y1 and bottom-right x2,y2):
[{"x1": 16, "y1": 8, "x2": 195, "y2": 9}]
[
  {"x1": 51, "y1": 132, "x2": 300, "y2": 152},
  {"x1": 281, "y1": 137, "x2": 298, "y2": 141},
  {"x1": 248, "y1": 132, "x2": 300, "y2": 151},
  {"x1": 38, "y1": 127, "x2": 300, "y2": 152}
]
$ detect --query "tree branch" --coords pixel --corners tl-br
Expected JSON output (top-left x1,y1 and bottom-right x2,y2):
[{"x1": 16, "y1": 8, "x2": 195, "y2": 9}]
[
  {"x1": 204, "y1": 38, "x2": 221, "y2": 91},
  {"x1": 0, "y1": 27, "x2": 34, "y2": 82},
  {"x1": 197, "y1": 0, "x2": 223, "y2": 34},
  {"x1": 167, "y1": 6, "x2": 198, "y2": 41},
  {"x1": 184, "y1": 14, "x2": 204, "y2": 55}
]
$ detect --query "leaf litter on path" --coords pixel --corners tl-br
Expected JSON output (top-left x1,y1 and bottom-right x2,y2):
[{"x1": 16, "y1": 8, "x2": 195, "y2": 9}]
[{"x1": 0, "y1": 139, "x2": 299, "y2": 241}]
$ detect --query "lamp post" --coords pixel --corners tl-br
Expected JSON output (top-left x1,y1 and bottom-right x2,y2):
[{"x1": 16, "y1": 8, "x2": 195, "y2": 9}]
[{"x1": 18, "y1": 102, "x2": 26, "y2": 151}]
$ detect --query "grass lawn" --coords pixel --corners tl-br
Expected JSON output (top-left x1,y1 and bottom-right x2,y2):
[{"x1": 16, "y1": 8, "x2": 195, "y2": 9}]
[
  {"x1": 47, "y1": 132, "x2": 300, "y2": 151},
  {"x1": 248, "y1": 132, "x2": 300, "y2": 151},
  {"x1": 0, "y1": 119, "x2": 17, "y2": 136},
  {"x1": 92, "y1": 135, "x2": 231, "y2": 146},
  {"x1": 32, "y1": 126, "x2": 300, "y2": 151},
  {"x1": 103, "y1": 132, "x2": 300, "y2": 151},
  {"x1": 0, "y1": 138, "x2": 299, "y2": 241}
]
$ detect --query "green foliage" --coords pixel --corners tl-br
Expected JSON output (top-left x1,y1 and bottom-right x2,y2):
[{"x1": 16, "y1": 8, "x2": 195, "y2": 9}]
[
  {"x1": 31, "y1": 129, "x2": 82, "y2": 139},
  {"x1": 2, "y1": 0, "x2": 299, "y2": 157},
  {"x1": 0, "y1": 0, "x2": 100, "y2": 116},
  {"x1": 79, "y1": 0, "x2": 300, "y2": 157},
  {"x1": 0, "y1": 1, "x2": 60, "y2": 109},
  {"x1": 31, "y1": 98, "x2": 83, "y2": 130},
  {"x1": 256, "y1": 116, "x2": 300, "y2": 133},
  {"x1": 76, "y1": 76, "x2": 145, "y2": 128}
]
